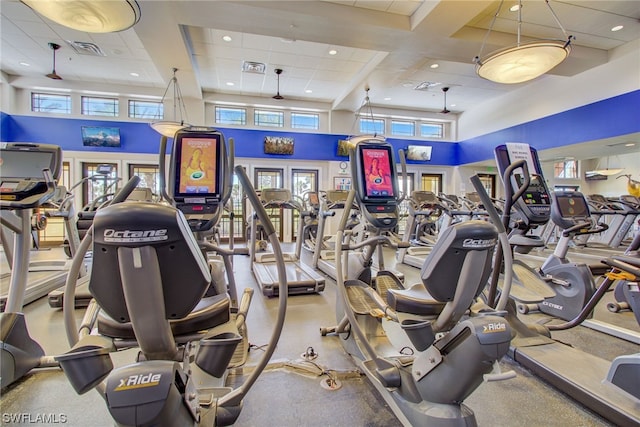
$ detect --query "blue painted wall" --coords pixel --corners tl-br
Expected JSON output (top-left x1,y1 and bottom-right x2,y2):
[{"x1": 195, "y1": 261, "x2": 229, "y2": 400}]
[
  {"x1": 2, "y1": 89, "x2": 637, "y2": 166},
  {"x1": 458, "y1": 90, "x2": 640, "y2": 164},
  {"x1": 1, "y1": 115, "x2": 457, "y2": 165}
]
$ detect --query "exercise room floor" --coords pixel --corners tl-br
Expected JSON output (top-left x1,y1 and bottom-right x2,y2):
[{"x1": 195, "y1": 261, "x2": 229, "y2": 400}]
[{"x1": 1, "y1": 246, "x2": 639, "y2": 426}]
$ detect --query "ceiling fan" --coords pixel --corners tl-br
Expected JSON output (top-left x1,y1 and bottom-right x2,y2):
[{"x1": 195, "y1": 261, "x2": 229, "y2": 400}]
[
  {"x1": 440, "y1": 86, "x2": 450, "y2": 114},
  {"x1": 273, "y1": 68, "x2": 284, "y2": 100},
  {"x1": 46, "y1": 42, "x2": 62, "y2": 80}
]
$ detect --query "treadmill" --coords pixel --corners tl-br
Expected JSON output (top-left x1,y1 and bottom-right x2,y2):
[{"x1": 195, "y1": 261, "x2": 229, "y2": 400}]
[
  {"x1": 249, "y1": 188, "x2": 325, "y2": 297},
  {"x1": 0, "y1": 143, "x2": 69, "y2": 311},
  {"x1": 492, "y1": 143, "x2": 640, "y2": 425}
]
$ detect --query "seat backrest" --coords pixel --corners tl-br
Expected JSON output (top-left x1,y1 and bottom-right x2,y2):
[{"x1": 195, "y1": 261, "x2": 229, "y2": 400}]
[
  {"x1": 89, "y1": 202, "x2": 211, "y2": 323},
  {"x1": 421, "y1": 220, "x2": 497, "y2": 303}
]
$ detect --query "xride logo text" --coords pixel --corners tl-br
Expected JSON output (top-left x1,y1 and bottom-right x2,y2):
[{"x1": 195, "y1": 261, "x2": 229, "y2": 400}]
[{"x1": 114, "y1": 373, "x2": 162, "y2": 391}]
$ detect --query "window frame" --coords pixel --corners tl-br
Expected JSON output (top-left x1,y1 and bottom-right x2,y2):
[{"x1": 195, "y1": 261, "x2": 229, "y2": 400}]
[
  {"x1": 420, "y1": 122, "x2": 444, "y2": 139},
  {"x1": 215, "y1": 106, "x2": 247, "y2": 125},
  {"x1": 254, "y1": 109, "x2": 285, "y2": 127},
  {"x1": 359, "y1": 117, "x2": 385, "y2": 135},
  {"x1": 128, "y1": 99, "x2": 163, "y2": 119},
  {"x1": 81, "y1": 96, "x2": 119, "y2": 117},
  {"x1": 31, "y1": 92, "x2": 71, "y2": 114},
  {"x1": 291, "y1": 112, "x2": 319, "y2": 130},
  {"x1": 390, "y1": 119, "x2": 415, "y2": 137}
]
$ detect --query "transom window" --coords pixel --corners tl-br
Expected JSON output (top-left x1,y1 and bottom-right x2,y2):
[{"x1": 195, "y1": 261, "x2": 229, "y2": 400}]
[
  {"x1": 391, "y1": 120, "x2": 415, "y2": 137},
  {"x1": 420, "y1": 123, "x2": 444, "y2": 138},
  {"x1": 129, "y1": 100, "x2": 163, "y2": 119},
  {"x1": 31, "y1": 92, "x2": 71, "y2": 114},
  {"x1": 81, "y1": 96, "x2": 119, "y2": 117},
  {"x1": 216, "y1": 106, "x2": 247, "y2": 125},
  {"x1": 359, "y1": 118, "x2": 385, "y2": 134},
  {"x1": 291, "y1": 112, "x2": 319, "y2": 130},
  {"x1": 254, "y1": 109, "x2": 284, "y2": 127}
]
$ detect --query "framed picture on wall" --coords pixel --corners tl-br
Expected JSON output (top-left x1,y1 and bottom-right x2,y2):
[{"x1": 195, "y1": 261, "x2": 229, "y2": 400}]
[
  {"x1": 334, "y1": 176, "x2": 351, "y2": 190},
  {"x1": 264, "y1": 136, "x2": 294, "y2": 155}
]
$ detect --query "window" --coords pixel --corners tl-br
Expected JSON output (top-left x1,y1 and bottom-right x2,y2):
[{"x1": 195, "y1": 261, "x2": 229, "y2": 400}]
[
  {"x1": 554, "y1": 159, "x2": 578, "y2": 179},
  {"x1": 476, "y1": 174, "x2": 496, "y2": 198},
  {"x1": 421, "y1": 173, "x2": 443, "y2": 194},
  {"x1": 129, "y1": 99, "x2": 163, "y2": 119},
  {"x1": 82, "y1": 162, "x2": 119, "y2": 207},
  {"x1": 31, "y1": 92, "x2": 71, "y2": 114},
  {"x1": 420, "y1": 123, "x2": 444, "y2": 138},
  {"x1": 129, "y1": 164, "x2": 160, "y2": 196},
  {"x1": 215, "y1": 106, "x2": 247, "y2": 125},
  {"x1": 254, "y1": 109, "x2": 284, "y2": 127},
  {"x1": 81, "y1": 96, "x2": 119, "y2": 117},
  {"x1": 391, "y1": 120, "x2": 414, "y2": 137},
  {"x1": 291, "y1": 112, "x2": 319, "y2": 130},
  {"x1": 360, "y1": 118, "x2": 385, "y2": 134}
]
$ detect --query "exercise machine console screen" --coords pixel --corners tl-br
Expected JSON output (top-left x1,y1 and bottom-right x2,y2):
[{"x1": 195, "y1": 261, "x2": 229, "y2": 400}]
[
  {"x1": 555, "y1": 192, "x2": 590, "y2": 219},
  {"x1": 352, "y1": 141, "x2": 398, "y2": 228},
  {"x1": 495, "y1": 143, "x2": 551, "y2": 225},
  {"x1": 0, "y1": 143, "x2": 61, "y2": 206},
  {"x1": 170, "y1": 128, "x2": 224, "y2": 215}
]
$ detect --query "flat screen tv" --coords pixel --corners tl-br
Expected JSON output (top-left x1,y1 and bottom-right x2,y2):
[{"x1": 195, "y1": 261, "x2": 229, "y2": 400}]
[
  {"x1": 337, "y1": 139, "x2": 350, "y2": 157},
  {"x1": 358, "y1": 144, "x2": 396, "y2": 199},
  {"x1": 406, "y1": 145, "x2": 432, "y2": 161},
  {"x1": 81, "y1": 126, "x2": 121, "y2": 147},
  {"x1": 264, "y1": 136, "x2": 294, "y2": 155}
]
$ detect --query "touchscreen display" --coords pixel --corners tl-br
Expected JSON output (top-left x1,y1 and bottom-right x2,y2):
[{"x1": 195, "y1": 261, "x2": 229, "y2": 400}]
[
  {"x1": 556, "y1": 194, "x2": 589, "y2": 218},
  {"x1": 361, "y1": 147, "x2": 394, "y2": 198},
  {"x1": 177, "y1": 135, "x2": 219, "y2": 195}
]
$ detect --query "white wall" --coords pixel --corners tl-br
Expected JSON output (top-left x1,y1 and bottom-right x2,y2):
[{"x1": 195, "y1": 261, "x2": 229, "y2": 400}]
[{"x1": 458, "y1": 40, "x2": 640, "y2": 141}]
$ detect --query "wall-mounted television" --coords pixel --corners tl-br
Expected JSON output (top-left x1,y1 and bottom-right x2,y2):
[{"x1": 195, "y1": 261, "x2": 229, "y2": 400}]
[
  {"x1": 81, "y1": 126, "x2": 121, "y2": 148},
  {"x1": 337, "y1": 139, "x2": 350, "y2": 157},
  {"x1": 264, "y1": 136, "x2": 294, "y2": 155},
  {"x1": 406, "y1": 145, "x2": 432, "y2": 161}
]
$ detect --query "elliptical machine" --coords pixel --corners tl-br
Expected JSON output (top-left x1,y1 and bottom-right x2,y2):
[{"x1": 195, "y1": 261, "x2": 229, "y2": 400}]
[
  {"x1": 321, "y1": 136, "x2": 513, "y2": 426},
  {"x1": 1, "y1": 143, "x2": 62, "y2": 389},
  {"x1": 56, "y1": 127, "x2": 288, "y2": 426}
]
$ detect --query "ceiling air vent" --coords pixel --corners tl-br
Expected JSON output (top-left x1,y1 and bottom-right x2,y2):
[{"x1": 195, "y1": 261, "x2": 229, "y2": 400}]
[
  {"x1": 66, "y1": 41, "x2": 106, "y2": 57},
  {"x1": 242, "y1": 61, "x2": 266, "y2": 74},
  {"x1": 414, "y1": 81, "x2": 441, "y2": 91}
]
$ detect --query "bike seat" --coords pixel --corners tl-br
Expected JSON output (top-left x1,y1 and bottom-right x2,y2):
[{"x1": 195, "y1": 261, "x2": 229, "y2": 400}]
[
  {"x1": 387, "y1": 283, "x2": 446, "y2": 316},
  {"x1": 97, "y1": 293, "x2": 230, "y2": 339}
]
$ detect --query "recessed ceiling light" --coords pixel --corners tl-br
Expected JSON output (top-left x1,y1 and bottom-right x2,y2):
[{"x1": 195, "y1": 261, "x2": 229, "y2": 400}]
[
  {"x1": 226, "y1": 82, "x2": 235, "y2": 86},
  {"x1": 430, "y1": 63, "x2": 439, "y2": 69},
  {"x1": 129, "y1": 72, "x2": 139, "y2": 77},
  {"x1": 450, "y1": 104, "x2": 456, "y2": 107},
  {"x1": 305, "y1": 89, "x2": 313, "y2": 93},
  {"x1": 611, "y1": 25, "x2": 624, "y2": 32},
  {"x1": 328, "y1": 49, "x2": 338, "y2": 55},
  {"x1": 510, "y1": 4, "x2": 521, "y2": 12},
  {"x1": 223, "y1": 35, "x2": 232, "y2": 42},
  {"x1": 625, "y1": 143, "x2": 635, "y2": 147},
  {"x1": 384, "y1": 97, "x2": 391, "y2": 101},
  {"x1": 19, "y1": 61, "x2": 30, "y2": 66}
]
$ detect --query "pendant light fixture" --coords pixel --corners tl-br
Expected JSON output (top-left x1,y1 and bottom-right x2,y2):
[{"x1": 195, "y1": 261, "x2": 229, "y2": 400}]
[
  {"x1": 440, "y1": 87, "x2": 450, "y2": 114},
  {"x1": 46, "y1": 42, "x2": 62, "y2": 80},
  {"x1": 150, "y1": 68, "x2": 191, "y2": 138},
  {"x1": 473, "y1": 0, "x2": 573, "y2": 84},
  {"x1": 273, "y1": 68, "x2": 284, "y2": 100},
  {"x1": 21, "y1": 0, "x2": 141, "y2": 33}
]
